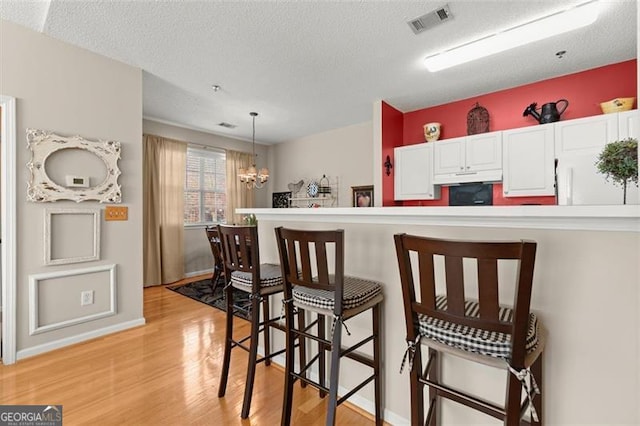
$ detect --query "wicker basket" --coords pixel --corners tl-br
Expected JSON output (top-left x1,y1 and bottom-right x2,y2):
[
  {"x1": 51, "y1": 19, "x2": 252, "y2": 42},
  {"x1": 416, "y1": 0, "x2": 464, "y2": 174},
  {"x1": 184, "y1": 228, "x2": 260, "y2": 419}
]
[{"x1": 600, "y1": 97, "x2": 635, "y2": 114}]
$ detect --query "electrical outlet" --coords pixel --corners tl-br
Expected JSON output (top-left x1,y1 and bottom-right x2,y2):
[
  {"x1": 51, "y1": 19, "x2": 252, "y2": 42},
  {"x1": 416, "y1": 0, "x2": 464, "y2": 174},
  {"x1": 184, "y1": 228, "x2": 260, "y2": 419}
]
[{"x1": 81, "y1": 290, "x2": 94, "y2": 306}]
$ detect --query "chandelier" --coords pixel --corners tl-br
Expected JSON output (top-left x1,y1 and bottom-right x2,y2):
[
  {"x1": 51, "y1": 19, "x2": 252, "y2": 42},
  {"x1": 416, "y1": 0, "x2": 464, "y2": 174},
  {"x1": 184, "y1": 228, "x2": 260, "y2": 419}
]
[{"x1": 238, "y1": 112, "x2": 269, "y2": 189}]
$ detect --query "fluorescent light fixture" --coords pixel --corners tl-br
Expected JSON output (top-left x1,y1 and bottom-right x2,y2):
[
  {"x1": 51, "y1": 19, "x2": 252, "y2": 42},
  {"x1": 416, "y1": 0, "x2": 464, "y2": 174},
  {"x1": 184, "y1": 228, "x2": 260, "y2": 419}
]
[{"x1": 424, "y1": 1, "x2": 600, "y2": 72}]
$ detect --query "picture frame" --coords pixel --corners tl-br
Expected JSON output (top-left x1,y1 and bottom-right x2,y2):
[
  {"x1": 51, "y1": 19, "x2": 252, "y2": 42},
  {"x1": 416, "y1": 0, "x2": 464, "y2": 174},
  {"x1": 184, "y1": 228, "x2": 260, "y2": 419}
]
[
  {"x1": 272, "y1": 191, "x2": 291, "y2": 208},
  {"x1": 352, "y1": 185, "x2": 374, "y2": 207},
  {"x1": 26, "y1": 129, "x2": 122, "y2": 203},
  {"x1": 44, "y1": 208, "x2": 101, "y2": 265}
]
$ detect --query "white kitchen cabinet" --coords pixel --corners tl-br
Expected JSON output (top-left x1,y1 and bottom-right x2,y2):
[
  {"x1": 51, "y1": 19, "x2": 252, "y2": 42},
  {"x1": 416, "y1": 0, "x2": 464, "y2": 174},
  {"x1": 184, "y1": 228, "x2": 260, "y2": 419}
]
[
  {"x1": 555, "y1": 111, "x2": 638, "y2": 205},
  {"x1": 618, "y1": 109, "x2": 640, "y2": 139},
  {"x1": 432, "y1": 136, "x2": 465, "y2": 175},
  {"x1": 433, "y1": 132, "x2": 502, "y2": 184},
  {"x1": 394, "y1": 143, "x2": 440, "y2": 200},
  {"x1": 554, "y1": 113, "x2": 618, "y2": 156},
  {"x1": 502, "y1": 124, "x2": 555, "y2": 197},
  {"x1": 617, "y1": 109, "x2": 640, "y2": 205}
]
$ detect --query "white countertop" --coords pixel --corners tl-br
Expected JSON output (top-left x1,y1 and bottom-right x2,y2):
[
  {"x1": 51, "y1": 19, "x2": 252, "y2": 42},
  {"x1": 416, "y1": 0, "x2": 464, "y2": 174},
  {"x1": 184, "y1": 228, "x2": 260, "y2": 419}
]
[{"x1": 238, "y1": 205, "x2": 640, "y2": 232}]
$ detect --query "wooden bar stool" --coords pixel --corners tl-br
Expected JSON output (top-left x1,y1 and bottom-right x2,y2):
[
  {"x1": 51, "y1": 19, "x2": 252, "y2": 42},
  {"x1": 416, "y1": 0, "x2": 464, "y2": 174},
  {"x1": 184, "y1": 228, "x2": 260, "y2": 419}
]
[
  {"x1": 204, "y1": 226, "x2": 224, "y2": 291},
  {"x1": 394, "y1": 234, "x2": 545, "y2": 426},
  {"x1": 275, "y1": 227, "x2": 384, "y2": 426},
  {"x1": 216, "y1": 224, "x2": 306, "y2": 419}
]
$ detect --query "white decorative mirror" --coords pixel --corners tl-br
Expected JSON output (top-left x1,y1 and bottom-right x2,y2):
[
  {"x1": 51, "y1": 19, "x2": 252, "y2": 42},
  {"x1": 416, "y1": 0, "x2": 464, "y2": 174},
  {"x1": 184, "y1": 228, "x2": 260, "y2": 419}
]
[{"x1": 26, "y1": 129, "x2": 122, "y2": 203}]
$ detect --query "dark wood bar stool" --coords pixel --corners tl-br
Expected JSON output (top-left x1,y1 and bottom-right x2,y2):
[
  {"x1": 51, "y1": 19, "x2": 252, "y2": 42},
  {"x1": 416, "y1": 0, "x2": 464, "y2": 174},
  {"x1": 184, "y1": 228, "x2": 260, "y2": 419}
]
[
  {"x1": 275, "y1": 227, "x2": 384, "y2": 426},
  {"x1": 204, "y1": 226, "x2": 224, "y2": 291},
  {"x1": 394, "y1": 234, "x2": 545, "y2": 426},
  {"x1": 216, "y1": 224, "x2": 305, "y2": 419}
]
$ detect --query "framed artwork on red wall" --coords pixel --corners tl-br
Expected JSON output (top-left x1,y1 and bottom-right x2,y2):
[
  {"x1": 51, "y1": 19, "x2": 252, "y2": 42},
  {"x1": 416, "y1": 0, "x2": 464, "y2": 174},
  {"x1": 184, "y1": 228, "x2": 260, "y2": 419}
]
[{"x1": 352, "y1": 185, "x2": 373, "y2": 207}]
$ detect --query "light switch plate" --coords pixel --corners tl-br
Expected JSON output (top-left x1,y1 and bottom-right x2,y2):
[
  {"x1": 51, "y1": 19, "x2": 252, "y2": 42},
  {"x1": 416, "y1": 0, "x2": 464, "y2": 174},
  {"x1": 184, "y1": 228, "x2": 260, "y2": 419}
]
[{"x1": 105, "y1": 205, "x2": 128, "y2": 221}]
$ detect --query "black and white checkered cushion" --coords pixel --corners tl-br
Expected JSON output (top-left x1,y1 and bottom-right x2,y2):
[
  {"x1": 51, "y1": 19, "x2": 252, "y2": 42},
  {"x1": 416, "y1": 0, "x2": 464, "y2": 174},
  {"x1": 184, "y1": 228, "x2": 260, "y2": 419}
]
[
  {"x1": 416, "y1": 295, "x2": 540, "y2": 361},
  {"x1": 230, "y1": 263, "x2": 283, "y2": 290},
  {"x1": 292, "y1": 276, "x2": 382, "y2": 311}
]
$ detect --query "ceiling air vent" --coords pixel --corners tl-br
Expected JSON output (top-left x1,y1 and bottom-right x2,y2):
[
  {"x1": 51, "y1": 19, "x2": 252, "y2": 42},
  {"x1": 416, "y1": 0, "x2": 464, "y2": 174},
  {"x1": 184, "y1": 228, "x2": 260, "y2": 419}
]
[
  {"x1": 218, "y1": 122, "x2": 237, "y2": 129},
  {"x1": 408, "y1": 4, "x2": 452, "y2": 35}
]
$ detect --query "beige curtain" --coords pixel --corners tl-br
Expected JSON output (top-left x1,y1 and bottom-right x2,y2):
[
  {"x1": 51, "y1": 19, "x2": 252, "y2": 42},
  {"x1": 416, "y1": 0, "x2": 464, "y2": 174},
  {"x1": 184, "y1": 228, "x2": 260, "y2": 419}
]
[
  {"x1": 143, "y1": 134, "x2": 187, "y2": 286},
  {"x1": 225, "y1": 149, "x2": 255, "y2": 225}
]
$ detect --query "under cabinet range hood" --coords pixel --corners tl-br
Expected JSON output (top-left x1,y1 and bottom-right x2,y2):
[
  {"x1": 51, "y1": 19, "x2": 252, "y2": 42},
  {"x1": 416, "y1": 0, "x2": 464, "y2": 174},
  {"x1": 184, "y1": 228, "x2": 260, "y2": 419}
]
[
  {"x1": 434, "y1": 169, "x2": 502, "y2": 185},
  {"x1": 449, "y1": 183, "x2": 493, "y2": 206}
]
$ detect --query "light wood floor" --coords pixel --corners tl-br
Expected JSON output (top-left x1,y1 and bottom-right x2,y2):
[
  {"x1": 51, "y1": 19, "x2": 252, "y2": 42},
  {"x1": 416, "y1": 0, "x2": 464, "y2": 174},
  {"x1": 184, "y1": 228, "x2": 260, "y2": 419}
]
[{"x1": 0, "y1": 277, "x2": 376, "y2": 425}]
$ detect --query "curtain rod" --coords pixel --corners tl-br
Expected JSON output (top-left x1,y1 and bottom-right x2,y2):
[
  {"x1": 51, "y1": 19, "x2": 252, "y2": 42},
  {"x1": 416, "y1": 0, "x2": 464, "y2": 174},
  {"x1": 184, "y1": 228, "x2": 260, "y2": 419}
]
[{"x1": 187, "y1": 142, "x2": 225, "y2": 154}]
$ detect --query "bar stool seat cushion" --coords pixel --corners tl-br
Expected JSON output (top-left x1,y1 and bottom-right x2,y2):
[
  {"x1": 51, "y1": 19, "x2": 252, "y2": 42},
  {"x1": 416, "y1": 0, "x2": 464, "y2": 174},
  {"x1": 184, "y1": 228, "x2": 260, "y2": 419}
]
[
  {"x1": 292, "y1": 276, "x2": 382, "y2": 311},
  {"x1": 230, "y1": 263, "x2": 283, "y2": 290},
  {"x1": 417, "y1": 295, "x2": 540, "y2": 361}
]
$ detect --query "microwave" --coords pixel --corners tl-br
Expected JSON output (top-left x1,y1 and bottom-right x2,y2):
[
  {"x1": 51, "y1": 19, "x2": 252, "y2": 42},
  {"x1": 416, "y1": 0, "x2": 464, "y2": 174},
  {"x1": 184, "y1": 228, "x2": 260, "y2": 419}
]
[{"x1": 449, "y1": 183, "x2": 493, "y2": 206}]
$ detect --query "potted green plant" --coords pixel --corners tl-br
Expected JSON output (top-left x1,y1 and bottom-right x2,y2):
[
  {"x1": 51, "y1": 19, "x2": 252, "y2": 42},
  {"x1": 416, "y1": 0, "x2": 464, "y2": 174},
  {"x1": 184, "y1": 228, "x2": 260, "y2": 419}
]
[{"x1": 595, "y1": 137, "x2": 638, "y2": 204}]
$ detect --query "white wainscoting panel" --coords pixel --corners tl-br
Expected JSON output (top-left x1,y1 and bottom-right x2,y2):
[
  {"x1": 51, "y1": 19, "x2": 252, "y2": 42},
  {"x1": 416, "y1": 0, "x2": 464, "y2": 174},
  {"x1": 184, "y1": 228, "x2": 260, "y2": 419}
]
[{"x1": 29, "y1": 264, "x2": 117, "y2": 335}]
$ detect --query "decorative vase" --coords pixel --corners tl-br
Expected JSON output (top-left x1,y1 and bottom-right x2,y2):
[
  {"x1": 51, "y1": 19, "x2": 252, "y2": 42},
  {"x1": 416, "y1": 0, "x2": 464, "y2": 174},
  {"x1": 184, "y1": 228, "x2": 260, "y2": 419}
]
[{"x1": 423, "y1": 122, "x2": 441, "y2": 142}]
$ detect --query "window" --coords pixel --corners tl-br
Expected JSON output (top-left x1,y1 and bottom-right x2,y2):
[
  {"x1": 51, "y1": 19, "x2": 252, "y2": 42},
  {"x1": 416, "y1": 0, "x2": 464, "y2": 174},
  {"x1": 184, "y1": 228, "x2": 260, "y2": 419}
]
[{"x1": 184, "y1": 147, "x2": 226, "y2": 225}]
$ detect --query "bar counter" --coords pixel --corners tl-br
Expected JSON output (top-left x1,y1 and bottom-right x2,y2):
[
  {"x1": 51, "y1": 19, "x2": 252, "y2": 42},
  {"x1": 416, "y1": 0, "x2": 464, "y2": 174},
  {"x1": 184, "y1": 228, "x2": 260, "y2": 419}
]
[{"x1": 238, "y1": 205, "x2": 640, "y2": 424}]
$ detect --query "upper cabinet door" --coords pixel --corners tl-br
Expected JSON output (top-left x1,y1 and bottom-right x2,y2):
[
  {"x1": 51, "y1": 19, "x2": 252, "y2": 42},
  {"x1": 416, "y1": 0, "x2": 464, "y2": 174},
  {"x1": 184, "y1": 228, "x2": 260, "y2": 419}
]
[
  {"x1": 554, "y1": 114, "x2": 618, "y2": 156},
  {"x1": 618, "y1": 109, "x2": 640, "y2": 139},
  {"x1": 465, "y1": 132, "x2": 502, "y2": 172},
  {"x1": 394, "y1": 143, "x2": 439, "y2": 200},
  {"x1": 433, "y1": 137, "x2": 465, "y2": 175},
  {"x1": 502, "y1": 124, "x2": 555, "y2": 197}
]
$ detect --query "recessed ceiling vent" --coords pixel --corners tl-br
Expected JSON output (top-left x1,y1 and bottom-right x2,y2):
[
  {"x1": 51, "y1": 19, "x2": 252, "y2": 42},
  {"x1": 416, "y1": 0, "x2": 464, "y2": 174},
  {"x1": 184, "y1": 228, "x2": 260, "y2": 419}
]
[
  {"x1": 408, "y1": 4, "x2": 452, "y2": 35},
  {"x1": 218, "y1": 122, "x2": 237, "y2": 129}
]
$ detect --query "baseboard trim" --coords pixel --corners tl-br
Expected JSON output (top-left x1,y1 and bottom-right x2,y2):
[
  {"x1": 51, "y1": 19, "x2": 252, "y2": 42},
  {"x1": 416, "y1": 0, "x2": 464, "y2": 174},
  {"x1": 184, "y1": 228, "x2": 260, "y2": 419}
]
[
  {"x1": 184, "y1": 268, "x2": 213, "y2": 279},
  {"x1": 16, "y1": 318, "x2": 146, "y2": 360}
]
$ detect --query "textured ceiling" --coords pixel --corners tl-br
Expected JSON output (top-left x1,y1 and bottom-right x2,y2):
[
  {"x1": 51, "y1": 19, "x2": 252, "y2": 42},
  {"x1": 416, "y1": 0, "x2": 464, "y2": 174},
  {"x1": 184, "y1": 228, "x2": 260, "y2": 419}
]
[{"x1": 1, "y1": 0, "x2": 637, "y2": 144}]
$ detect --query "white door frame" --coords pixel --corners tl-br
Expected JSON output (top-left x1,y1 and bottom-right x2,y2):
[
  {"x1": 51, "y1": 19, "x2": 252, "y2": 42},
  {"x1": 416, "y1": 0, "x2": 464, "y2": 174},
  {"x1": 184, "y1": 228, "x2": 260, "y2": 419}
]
[{"x1": 1, "y1": 95, "x2": 17, "y2": 364}]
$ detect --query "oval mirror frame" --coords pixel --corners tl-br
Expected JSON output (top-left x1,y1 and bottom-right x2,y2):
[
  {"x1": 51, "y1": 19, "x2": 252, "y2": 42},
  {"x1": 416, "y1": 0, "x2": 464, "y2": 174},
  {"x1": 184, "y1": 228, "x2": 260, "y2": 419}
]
[{"x1": 26, "y1": 129, "x2": 122, "y2": 203}]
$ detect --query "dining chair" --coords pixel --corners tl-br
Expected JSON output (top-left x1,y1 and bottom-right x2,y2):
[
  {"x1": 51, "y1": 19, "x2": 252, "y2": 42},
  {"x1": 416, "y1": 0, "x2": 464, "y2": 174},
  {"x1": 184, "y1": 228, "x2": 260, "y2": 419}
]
[
  {"x1": 394, "y1": 234, "x2": 545, "y2": 425},
  {"x1": 275, "y1": 226, "x2": 384, "y2": 426}
]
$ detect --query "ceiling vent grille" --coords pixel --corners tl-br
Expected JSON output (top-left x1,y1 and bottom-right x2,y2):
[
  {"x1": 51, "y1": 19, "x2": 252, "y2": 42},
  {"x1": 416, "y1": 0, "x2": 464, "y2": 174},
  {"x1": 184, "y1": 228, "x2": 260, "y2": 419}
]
[
  {"x1": 218, "y1": 122, "x2": 237, "y2": 129},
  {"x1": 408, "y1": 4, "x2": 452, "y2": 35}
]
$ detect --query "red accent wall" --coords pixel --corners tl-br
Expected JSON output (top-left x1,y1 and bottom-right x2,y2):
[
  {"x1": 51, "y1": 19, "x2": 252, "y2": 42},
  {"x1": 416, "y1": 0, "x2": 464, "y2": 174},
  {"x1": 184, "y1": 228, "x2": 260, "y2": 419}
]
[{"x1": 383, "y1": 59, "x2": 638, "y2": 206}]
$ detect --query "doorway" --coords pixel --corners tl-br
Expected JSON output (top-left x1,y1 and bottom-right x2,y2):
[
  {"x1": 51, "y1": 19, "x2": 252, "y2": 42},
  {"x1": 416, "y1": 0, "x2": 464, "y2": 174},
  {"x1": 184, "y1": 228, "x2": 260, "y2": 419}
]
[{"x1": 1, "y1": 95, "x2": 17, "y2": 364}]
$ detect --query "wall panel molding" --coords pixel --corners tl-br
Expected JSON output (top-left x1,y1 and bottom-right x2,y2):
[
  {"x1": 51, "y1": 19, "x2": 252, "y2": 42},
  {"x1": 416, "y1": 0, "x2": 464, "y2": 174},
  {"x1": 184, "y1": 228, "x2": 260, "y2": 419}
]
[{"x1": 29, "y1": 264, "x2": 117, "y2": 335}]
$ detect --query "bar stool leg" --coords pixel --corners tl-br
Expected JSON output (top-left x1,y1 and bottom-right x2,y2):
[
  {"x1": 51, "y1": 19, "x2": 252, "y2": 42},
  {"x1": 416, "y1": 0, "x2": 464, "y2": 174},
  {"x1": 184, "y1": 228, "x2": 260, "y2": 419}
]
[
  {"x1": 297, "y1": 309, "x2": 307, "y2": 388},
  {"x1": 241, "y1": 295, "x2": 262, "y2": 419},
  {"x1": 263, "y1": 297, "x2": 271, "y2": 366},
  {"x1": 373, "y1": 304, "x2": 382, "y2": 426},
  {"x1": 326, "y1": 319, "x2": 342, "y2": 426},
  {"x1": 427, "y1": 348, "x2": 438, "y2": 426},
  {"x1": 410, "y1": 348, "x2": 425, "y2": 426},
  {"x1": 318, "y1": 315, "x2": 326, "y2": 398},
  {"x1": 281, "y1": 303, "x2": 296, "y2": 426},
  {"x1": 218, "y1": 285, "x2": 234, "y2": 398},
  {"x1": 504, "y1": 368, "x2": 522, "y2": 425}
]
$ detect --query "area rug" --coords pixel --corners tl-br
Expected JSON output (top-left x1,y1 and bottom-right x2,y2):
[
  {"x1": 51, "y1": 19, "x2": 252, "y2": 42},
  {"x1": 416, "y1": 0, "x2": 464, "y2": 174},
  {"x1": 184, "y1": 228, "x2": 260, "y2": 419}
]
[{"x1": 167, "y1": 279, "x2": 251, "y2": 320}]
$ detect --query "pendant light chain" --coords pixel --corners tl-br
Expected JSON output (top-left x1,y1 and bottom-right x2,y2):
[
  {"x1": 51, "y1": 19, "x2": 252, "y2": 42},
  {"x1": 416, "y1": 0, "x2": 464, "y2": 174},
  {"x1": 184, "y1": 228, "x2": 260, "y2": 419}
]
[{"x1": 238, "y1": 111, "x2": 269, "y2": 189}]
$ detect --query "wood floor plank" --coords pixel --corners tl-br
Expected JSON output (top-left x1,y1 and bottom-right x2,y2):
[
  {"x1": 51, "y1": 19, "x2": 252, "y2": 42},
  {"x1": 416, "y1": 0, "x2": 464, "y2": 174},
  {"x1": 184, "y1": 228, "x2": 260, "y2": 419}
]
[{"x1": 0, "y1": 278, "x2": 378, "y2": 425}]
